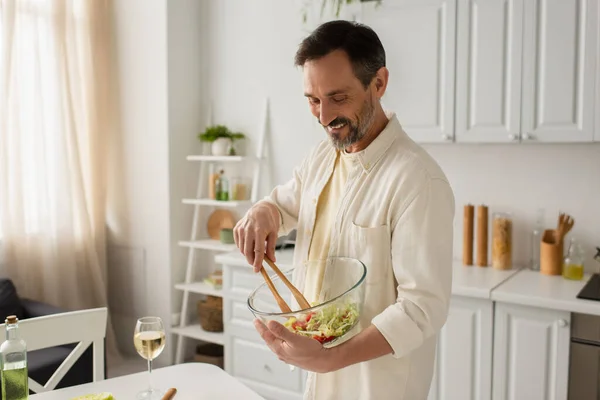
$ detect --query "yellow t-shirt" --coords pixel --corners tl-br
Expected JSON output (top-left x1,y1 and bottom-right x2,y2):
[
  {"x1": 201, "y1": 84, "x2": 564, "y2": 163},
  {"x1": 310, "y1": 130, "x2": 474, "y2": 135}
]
[{"x1": 304, "y1": 151, "x2": 353, "y2": 303}]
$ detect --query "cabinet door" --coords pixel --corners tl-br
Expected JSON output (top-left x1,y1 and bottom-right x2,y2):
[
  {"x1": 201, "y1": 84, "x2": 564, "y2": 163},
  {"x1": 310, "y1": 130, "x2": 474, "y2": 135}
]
[
  {"x1": 492, "y1": 303, "x2": 570, "y2": 400},
  {"x1": 360, "y1": 0, "x2": 457, "y2": 143},
  {"x1": 521, "y1": 0, "x2": 598, "y2": 143},
  {"x1": 428, "y1": 296, "x2": 493, "y2": 400},
  {"x1": 455, "y1": 0, "x2": 524, "y2": 143}
]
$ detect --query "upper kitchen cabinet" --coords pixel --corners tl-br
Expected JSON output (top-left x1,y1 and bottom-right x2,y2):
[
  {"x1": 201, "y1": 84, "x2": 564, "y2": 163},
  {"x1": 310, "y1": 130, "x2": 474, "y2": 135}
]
[
  {"x1": 455, "y1": 0, "x2": 524, "y2": 143},
  {"x1": 521, "y1": 0, "x2": 598, "y2": 143},
  {"x1": 361, "y1": 0, "x2": 457, "y2": 143}
]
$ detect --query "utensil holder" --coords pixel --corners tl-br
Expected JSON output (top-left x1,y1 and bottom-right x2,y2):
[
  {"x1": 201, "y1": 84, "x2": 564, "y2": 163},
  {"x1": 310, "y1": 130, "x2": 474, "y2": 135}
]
[{"x1": 540, "y1": 229, "x2": 562, "y2": 275}]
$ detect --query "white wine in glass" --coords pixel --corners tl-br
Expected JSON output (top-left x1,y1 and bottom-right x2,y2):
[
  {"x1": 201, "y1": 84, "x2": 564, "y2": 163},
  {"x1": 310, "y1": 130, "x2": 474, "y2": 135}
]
[{"x1": 134, "y1": 317, "x2": 166, "y2": 400}]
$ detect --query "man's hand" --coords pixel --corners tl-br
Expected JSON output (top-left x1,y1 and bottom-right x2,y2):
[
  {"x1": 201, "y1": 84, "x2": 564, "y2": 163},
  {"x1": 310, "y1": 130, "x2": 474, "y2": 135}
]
[
  {"x1": 254, "y1": 319, "x2": 335, "y2": 373},
  {"x1": 233, "y1": 201, "x2": 280, "y2": 272}
]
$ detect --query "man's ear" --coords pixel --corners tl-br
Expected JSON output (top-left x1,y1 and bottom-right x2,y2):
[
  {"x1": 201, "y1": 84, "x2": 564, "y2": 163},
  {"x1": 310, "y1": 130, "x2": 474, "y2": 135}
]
[{"x1": 373, "y1": 67, "x2": 389, "y2": 99}]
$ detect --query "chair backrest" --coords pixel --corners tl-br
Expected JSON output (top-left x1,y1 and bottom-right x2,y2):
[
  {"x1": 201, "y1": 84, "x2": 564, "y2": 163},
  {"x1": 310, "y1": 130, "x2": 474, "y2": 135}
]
[{"x1": 0, "y1": 307, "x2": 108, "y2": 394}]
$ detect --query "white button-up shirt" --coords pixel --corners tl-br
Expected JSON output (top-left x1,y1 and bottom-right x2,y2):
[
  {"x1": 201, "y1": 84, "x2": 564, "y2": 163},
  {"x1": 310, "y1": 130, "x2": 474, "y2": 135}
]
[{"x1": 264, "y1": 113, "x2": 455, "y2": 400}]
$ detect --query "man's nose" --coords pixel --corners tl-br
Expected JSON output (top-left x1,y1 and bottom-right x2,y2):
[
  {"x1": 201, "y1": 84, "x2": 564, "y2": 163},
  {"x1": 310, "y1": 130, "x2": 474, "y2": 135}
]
[{"x1": 319, "y1": 104, "x2": 336, "y2": 127}]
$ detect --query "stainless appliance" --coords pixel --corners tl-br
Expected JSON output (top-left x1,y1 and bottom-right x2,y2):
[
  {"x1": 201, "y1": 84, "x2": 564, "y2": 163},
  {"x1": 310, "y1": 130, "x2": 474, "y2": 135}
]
[
  {"x1": 568, "y1": 313, "x2": 600, "y2": 399},
  {"x1": 575, "y1": 247, "x2": 600, "y2": 301}
]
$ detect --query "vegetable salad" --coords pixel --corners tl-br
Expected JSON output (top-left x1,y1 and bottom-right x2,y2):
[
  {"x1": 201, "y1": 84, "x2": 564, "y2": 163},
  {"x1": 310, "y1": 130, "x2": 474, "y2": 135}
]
[{"x1": 283, "y1": 302, "x2": 359, "y2": 344}]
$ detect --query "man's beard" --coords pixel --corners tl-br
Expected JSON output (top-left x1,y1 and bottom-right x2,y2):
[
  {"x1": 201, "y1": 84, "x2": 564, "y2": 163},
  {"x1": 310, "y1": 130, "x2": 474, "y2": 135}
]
[{"x1": 322, "y1": 97, "x2": 376, "y2": 151}]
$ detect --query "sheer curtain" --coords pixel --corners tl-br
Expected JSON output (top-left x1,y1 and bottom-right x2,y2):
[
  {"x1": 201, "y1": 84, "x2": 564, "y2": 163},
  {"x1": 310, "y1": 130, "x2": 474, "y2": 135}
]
[{"x1": 0, "y1": 0, "x2": 119, "y2": 358}]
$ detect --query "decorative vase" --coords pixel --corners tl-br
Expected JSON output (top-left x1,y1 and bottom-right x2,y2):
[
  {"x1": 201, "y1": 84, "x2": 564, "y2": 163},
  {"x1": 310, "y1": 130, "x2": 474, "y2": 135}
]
[{"x1": 211, "y1": 138, "x2": 232, "y2": 156}]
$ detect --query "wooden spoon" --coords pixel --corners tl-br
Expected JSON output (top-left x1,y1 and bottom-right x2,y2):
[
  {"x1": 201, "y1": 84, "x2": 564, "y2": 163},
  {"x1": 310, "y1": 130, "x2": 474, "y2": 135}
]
[
  {"x1": 263, "y1": 256, "x2": 311, "y2": 310},
  {"x1": 259, "y1": 267, "x2": 292, "y2": 313},
  {"x1": 555, "y1": 212, "x2": 575, "y2": 243}
]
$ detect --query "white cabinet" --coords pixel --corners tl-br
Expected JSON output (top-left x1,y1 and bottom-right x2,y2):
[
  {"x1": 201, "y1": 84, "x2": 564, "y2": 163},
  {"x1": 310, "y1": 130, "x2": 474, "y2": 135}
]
[
  {"x1": 221, "y1": 259, "x2": 306, "y2": 400},
  {"x1": 455, "y1": 0, "x2": 524, "y2": 143},
  {"x1": 492, "y1": 303, "x2": 570, "y2": 400},
  {"x1": 521, "y1": 0, "x2": 598, "y2": 143},
  {"x1": 359, "y1": 0, "x2": 598, "y2": 143},
  {"x1": 428, "y1": 296, "x2": 493, "y2": 400},
  {"x1": 361, "y1": 0, "x2": 457, "y2": 143}
]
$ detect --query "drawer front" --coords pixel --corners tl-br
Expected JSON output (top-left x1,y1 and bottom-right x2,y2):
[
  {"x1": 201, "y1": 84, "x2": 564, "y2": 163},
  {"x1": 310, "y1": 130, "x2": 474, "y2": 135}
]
[
  {"x1": 224, "y1": 264, "x2": 264, "y2": 299},
  {"x1": 224, "y1": 297, "x2": 255, "y2": 330},
  {"x1": 231, "y1": 336, "x2": 302, "y2": 393}
]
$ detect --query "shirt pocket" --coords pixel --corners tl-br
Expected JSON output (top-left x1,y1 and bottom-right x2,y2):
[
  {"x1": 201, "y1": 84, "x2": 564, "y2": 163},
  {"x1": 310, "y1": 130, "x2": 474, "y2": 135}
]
[{"x1": 348, "y1": 222, "x2": 391, "y2": 285}]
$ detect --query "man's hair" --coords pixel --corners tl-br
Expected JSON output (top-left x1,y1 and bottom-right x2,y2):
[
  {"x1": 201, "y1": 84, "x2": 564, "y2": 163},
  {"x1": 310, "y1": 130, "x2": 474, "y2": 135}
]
[{"x1": 294, "y1": 20, "x2": 386, "y2": 88}]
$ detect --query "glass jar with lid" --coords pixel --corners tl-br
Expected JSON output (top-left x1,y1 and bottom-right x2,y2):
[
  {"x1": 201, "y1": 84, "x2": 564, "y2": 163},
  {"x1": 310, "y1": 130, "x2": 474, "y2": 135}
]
[{"x1": 492, "y1": 212, "x2": 513, "y2": 270}]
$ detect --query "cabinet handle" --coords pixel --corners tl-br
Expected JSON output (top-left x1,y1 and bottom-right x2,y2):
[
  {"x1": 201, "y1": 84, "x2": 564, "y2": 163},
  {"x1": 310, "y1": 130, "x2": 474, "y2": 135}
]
[
  {"x1": 264, "y1": 364, "x2": 272, "y2": 372},
  {"x1": 558, "y1": 319, "x2": 568, "y2": 327},
  {"x1": 508, "y1": 134, "x2": 519, "y2": 141},
  {"x1": 441, "y1": 134, "x2": 452, "y2": 141},
  {"x1": 522, "y1": 133, "x2": 531, "y2": 140}
]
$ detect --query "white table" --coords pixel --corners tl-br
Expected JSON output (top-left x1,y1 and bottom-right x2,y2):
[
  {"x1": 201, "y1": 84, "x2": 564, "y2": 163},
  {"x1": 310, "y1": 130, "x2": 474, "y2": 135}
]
[{"x1": 30, "y1": 363, "x2": 265, "y2": 399}]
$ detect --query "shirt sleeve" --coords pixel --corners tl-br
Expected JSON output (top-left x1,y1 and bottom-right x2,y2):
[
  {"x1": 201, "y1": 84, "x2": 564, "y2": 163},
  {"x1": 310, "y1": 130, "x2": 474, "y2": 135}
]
[
  {"x1": 261, "y1": 153, "x2": 309, "y2": 237},
  {"x1": 371, "y1": 177, "x2": 455, "y2": 359}
]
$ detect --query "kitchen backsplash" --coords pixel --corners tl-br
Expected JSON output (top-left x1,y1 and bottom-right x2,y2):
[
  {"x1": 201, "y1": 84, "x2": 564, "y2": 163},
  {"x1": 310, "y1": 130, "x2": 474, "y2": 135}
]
[{"x1": 424, "y1": 142, "x2": 600, "y2": 271}]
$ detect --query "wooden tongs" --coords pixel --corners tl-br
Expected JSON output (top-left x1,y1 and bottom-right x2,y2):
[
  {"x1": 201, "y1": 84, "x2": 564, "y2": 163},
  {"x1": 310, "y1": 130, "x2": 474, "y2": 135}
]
[{"x1": 259, "y1": 256, "x2": 311, "y2": 313}]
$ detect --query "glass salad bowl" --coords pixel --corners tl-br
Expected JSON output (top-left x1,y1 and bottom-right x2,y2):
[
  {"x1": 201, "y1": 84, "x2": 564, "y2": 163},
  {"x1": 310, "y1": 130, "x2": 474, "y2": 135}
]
[{"x1": 247, "y1": 257, "x2": 366, "y2": 347}]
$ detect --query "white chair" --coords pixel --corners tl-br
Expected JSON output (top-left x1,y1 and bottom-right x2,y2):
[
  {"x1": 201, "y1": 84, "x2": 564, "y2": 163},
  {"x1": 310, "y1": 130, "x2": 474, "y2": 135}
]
[{"x1": 0, "y1": 307, "x2": 108, "y2": 394}]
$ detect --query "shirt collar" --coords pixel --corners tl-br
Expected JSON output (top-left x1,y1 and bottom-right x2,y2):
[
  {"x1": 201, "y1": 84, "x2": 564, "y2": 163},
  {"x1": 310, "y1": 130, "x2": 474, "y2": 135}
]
[{"x1": 342, "y1": 111, "x2": 405, "y2": 173}]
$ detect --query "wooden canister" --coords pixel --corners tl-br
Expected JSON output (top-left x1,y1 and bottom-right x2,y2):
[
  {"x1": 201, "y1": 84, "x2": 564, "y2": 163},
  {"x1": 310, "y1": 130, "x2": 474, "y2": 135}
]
[
  {"x1": 476, "y1": 205, "x2": 489, "y2": 266},
  {"x1": 463, "y1": 204, "x2": 474, "y2": 265},
  {"x1": 540, "y1": 229, "x2": 562, "y2": 275}
]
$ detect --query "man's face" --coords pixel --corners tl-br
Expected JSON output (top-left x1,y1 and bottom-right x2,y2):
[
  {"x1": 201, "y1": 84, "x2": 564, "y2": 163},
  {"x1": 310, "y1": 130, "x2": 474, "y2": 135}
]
[{"x1": 303, "y1": 50, "x2": 376, "y2": 150}]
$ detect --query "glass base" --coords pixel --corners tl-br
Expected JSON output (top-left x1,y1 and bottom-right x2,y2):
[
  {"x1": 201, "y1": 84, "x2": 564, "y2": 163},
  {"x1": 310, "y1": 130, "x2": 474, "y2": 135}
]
[{"x1": 136, "y1": 388, "x2": 164, "y2": 400}]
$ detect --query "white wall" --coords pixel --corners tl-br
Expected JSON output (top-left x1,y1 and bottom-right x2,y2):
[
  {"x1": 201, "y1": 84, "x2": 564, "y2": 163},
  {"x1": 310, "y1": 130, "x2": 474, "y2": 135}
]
[
  {"x1": 108, "y1": 0, "x2": 172, "y2": 365},
  {"x1": 206, "y1": 0, "x2": 600, "y2": 269}
]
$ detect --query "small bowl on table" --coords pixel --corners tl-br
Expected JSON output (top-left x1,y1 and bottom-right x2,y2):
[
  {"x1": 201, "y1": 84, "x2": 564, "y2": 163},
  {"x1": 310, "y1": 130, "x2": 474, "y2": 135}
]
[{"x1": 247, "y1": 257, "x2": 366, "y2": 347}]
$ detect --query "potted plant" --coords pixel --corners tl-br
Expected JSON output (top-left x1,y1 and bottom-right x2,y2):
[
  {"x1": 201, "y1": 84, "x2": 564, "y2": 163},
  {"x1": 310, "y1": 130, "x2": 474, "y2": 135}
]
[{"x1": 198, "y1": 125, "x2": 246, "y2": 156}]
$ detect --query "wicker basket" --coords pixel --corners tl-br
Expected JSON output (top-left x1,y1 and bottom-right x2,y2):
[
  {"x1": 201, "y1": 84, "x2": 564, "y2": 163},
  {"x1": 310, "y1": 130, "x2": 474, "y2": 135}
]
[
  {"x1": 194, "y1": 343, "x2": 224, "y2": 369},
  {"x1": 197, "y1": 295, "x2": 223, "y2": 332}
]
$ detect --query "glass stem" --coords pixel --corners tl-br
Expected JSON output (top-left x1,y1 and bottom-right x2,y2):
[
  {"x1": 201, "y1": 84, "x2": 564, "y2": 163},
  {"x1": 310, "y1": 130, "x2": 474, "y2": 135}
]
[{"x1": 148, "y1": 358, "x2": 152, "y2": 391}]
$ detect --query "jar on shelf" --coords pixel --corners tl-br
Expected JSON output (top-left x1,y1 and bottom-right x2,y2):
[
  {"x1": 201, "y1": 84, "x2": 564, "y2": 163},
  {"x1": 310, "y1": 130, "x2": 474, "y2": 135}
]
[
  {"x1": 492, "y1": 212, "x2": 513, "y2": 270},
  {"x1": 230, "y1": 177, "x2": 251, "y2": 201},
  {"x1": 215, "y1": 170, "x2": 229, "y2": 201}
]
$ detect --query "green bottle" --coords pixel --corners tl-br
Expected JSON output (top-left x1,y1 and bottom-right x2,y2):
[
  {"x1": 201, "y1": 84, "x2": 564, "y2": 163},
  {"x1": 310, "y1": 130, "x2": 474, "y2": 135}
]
[
  {"x1": 215, "y1": 170, "x2": 229, "y2": 201},
  {"x1": 1, "y1": 316, "x2": 28, "y2": 400}
]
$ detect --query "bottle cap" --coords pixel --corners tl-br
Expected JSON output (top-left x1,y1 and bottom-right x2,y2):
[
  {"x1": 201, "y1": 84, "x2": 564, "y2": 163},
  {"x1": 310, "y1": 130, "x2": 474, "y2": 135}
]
[{"x1": 5, "y1": 315, "x2": 17, "y2": 324}]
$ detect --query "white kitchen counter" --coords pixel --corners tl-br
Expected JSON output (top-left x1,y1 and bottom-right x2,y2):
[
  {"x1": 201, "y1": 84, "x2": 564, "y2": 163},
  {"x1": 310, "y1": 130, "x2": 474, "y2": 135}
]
[
  {"x1": 491, "y1": 269, "x2": 600, "y2": 316},
  {"x1": 450, "y1": 262, "x2": 520, "y2": 299},
  {"x1": 215, "y1": 249, "x2": 521, "y2": 300}
]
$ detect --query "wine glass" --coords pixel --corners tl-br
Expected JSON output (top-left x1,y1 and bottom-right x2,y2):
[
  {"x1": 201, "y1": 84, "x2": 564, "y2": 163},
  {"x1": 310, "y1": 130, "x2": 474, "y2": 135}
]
[{"x1": 133, "y1": 316, "x2": 166, "y2": 400}]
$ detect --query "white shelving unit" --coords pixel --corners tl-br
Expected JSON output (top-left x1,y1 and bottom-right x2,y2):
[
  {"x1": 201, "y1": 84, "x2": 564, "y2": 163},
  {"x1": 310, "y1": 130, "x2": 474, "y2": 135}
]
[{"x1": 173, "y1": 99, "x2": 270, "y2": 364}]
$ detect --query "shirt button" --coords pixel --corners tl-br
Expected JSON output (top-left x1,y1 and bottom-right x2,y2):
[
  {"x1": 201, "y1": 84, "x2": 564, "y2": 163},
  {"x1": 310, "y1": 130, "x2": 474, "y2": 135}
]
[
  {"x1": 365, "y1": 163, "x2": 371, "y2": 169},
  {"x1": 312, "y1": 198, "x2": 317, "y2": 204},
  {"x1": 306, "y1": 229, "x2": 311, "y2": 236}
]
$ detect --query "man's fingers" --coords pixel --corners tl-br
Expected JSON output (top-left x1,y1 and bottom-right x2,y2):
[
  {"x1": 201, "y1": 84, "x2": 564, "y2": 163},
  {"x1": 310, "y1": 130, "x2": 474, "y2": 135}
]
[
  {"x1": 255, "y1": 319, "x2": 284, "y2": 354},
  {"x1": 252, "y1": 232, "x2": 266, "y2": 272},
  {"x1": 265, "y1": 232, "x2": 277, "y2": 263},
  {"x1": 254, "y1": 319, "x2": 276, "y2": 342},
  {"x1": 233, "y1": 222, "x2": 241, "y2": 251},
  {"x1": 243, "y1": 229, "x2": 256, "y2": 265},
  {"x1": 267, "y1": 320, "x2": 298, "y2": 344},
  {"x1": 235, "y1": 224, "x2": 245, "y2": 256}
]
